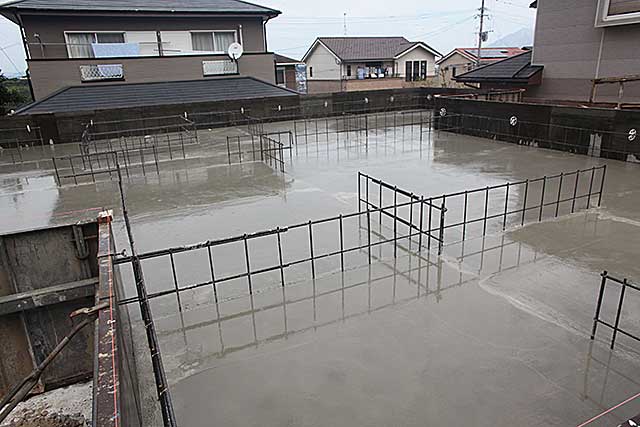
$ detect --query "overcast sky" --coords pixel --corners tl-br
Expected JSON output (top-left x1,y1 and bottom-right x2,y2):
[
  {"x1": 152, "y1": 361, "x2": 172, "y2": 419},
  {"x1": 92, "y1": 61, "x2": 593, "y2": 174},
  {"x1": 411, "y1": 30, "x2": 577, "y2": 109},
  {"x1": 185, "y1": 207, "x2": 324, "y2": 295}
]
[{"x1": 0, "y1": 0, "x2": 535, "y2": 76}]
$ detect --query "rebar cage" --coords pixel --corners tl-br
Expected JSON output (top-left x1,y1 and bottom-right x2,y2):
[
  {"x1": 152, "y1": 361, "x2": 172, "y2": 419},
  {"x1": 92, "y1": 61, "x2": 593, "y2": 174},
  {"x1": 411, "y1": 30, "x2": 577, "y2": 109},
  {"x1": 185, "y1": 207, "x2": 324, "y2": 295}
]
[{"x1": 110, "y1": 164, "x2": 609, "y2": 427}]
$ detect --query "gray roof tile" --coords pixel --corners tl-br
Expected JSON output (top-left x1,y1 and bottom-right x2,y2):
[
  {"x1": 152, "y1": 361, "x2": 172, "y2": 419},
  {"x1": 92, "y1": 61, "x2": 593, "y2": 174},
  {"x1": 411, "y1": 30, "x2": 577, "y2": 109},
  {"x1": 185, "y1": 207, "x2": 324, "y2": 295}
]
[
  {"x1": 1, "y1": 0, "x2": 279, "y2": 15},
  {"x1": 455, "y1": 51, "x2": 543, "y2": 82},
  {"x1": 316, "y1": 37, "x2": 439, "y2": 61},
  {"x1": 17, "y1": 77, "x2": 296, "y2": 115}
]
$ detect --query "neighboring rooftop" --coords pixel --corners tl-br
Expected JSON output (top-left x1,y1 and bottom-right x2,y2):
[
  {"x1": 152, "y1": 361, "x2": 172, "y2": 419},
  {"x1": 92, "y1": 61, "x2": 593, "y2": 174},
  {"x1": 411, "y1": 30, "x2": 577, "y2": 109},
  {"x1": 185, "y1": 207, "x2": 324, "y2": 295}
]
[
  {"x1": 304, "y1": 37, "x2": 441, "y2": 62},
  {"x1": 275, "y1": 54, "x2": 302, "y2": 64},
  {"x1": 0, "y1": 0, "x2": 280, "y2": 15},
  {"x1": 454, "y1": 50, "x2": 543, "y2": 84},
  {"x1": 17, "y1": 77, "x2": 296, "y2": 115},
  {"x1": 436, "y1": 47, "x2": 528, "y2": 65}
]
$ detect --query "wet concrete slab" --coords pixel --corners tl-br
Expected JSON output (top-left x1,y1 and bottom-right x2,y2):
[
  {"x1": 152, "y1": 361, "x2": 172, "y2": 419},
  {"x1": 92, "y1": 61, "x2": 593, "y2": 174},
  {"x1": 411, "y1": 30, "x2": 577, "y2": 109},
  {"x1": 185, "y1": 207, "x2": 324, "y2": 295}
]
[{"x1": 2, "y1": 112, "x2": 640, "y2": 426}]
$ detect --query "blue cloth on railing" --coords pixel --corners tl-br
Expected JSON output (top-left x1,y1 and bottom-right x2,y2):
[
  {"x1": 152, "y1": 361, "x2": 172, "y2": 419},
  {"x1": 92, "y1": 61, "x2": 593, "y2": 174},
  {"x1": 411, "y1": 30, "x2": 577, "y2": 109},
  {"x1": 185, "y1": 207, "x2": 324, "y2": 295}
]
[{"x1": 92, "y1": 43, "x2": 139, "y2": 58}]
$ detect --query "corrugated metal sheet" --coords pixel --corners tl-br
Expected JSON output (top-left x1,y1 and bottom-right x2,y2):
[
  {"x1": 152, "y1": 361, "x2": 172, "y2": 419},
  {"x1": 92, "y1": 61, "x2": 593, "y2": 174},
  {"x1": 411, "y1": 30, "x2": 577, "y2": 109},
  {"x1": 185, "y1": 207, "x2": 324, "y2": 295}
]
[
  {"x1": 18, "y1": 77, "x2": 297, "y2": 114},
  {"x1": 1, "y1": 0, "x2": 280, "y2": 14}
]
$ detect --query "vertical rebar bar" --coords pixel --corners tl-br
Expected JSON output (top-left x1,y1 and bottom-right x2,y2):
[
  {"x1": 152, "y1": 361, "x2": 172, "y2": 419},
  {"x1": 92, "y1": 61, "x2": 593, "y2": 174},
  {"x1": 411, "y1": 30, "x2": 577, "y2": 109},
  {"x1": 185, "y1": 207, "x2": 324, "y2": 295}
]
[
  {"x1": 598, "y1": 165, "x2": 607, "y2": 207},
  {"x1": 308, "y1": 221, "x2": 315, "y2": 279},
  {"x1": 69, "y1": 158, "x2": 78, "y2": 185},
  {"x1": 207, "y1": 245, "x2": 218, "y2": 303},
  {"x1": 244, "y1": 234, "x2": 252, "y2": 294},
  {"x1": 571, "y1": 170, "x2": 580, "y2": 213},
  {"x1": 276, "y1": 228, "x2": 285, "y2": 287},
  {"x1": 503, "y1": 183, "x2": 510, "y2": 230},
  {"x1": 590, "y1": 271, "x2": 608, "y2": 340},
  {"x1": 367, "y1": 208, "x2": 372, "y2": 264},
  {"x1": 587, "y1": 166, "x2": 596, "y2": 209},
  {"x1": 483, "y1": 186, "x2": 490, "y2": 236},
  {"x1": 539, "y1": 176, "x2": 547, "y2": 222},
  {"x1": 611, "y1": 279, "x2": 627, "y2": 349},
  {"x1": 409, "y1": 194, "x2": 414, "y2": 251},
  {"x1": 393, "y1": 187, "x2": 398, "y2": 258},
  {"x1": 556, "y1": 173, "x2": 564, "y2": 217},
  {"x1": 379, "y1": 183, "x2": 383, "y2": 225},
  {"x1": 463, "y1": 191, "x2": 468, "y2": 240},
  {"x1": 339, "y1": 215, "x2": 345, "y2": 272},
  {"x1": 169, "y1": 251, "x2": 182, "y2": 311},
  {"x1": 52, "y1": 157, "x2": 61, "y2": 186},
  {"x1": 521, "y1": 180, "x2": 529, "y2": 226},
  {"x1": 419, "y1": 196, "x2": 425, "y2": 249},
  {"x1": 428, "y1": 200, "x2": 433, "y2": 251},
  {"x1": 438, "y1": 197, "x2": 446, "y2": 255}
]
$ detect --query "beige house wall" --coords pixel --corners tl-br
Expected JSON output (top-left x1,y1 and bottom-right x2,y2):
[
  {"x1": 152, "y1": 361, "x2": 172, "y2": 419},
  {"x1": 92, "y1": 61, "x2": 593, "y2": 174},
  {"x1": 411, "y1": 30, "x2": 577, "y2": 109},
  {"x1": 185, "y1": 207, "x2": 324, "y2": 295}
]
[
  {"x1": 305, "y1": 43, "x2": 341, "y2": 80},
  {"x1": 530, "y1": 0, "x2": 640, "y2": 102},
  {"x1": 437, "y1": 53, "x2": 474, "y2": 87},
  {"x1": 29, "y1": 53, "x2": 276, "y2": 100}
]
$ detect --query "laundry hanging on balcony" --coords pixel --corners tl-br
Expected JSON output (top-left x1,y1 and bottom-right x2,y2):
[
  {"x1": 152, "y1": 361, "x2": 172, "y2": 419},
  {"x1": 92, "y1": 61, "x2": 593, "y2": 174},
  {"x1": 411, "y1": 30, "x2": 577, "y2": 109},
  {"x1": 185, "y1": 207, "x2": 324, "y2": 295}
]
[{"x1": 92, "y1": 43, "x2": 140, "y2": 58}]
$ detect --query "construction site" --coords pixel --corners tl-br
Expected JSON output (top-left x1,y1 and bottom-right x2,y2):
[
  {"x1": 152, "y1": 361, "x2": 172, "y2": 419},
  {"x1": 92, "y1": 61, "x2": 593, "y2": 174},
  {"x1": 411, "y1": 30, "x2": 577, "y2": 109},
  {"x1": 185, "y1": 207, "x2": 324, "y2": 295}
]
[{"x1": 1, "y1": 91, "x2": 640, "y2": 427}]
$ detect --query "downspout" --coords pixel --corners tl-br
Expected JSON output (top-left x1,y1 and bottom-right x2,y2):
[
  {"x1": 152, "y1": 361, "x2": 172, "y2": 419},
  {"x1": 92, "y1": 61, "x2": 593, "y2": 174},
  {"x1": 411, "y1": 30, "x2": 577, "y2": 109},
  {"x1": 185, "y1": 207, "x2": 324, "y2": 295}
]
[
  {"x1": 14, "y1": 11, "x2": 36, "y2": 102},
  {"x1": 263, "y1": 16, "x2": 273, "y2": 52}
]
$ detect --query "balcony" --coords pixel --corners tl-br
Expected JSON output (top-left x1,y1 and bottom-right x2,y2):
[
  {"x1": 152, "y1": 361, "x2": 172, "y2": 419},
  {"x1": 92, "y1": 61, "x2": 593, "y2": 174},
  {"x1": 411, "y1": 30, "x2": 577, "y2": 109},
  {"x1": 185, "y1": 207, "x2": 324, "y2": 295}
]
[{"x1": 27, "y1": 51, "x2": 276, "y2": 100}]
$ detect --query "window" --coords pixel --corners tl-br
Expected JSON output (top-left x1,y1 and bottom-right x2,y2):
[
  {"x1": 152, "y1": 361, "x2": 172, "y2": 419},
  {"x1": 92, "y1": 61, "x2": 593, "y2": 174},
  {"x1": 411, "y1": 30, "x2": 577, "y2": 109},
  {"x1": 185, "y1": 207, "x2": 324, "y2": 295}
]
[
  {"x1": 191, "y1": 31, "x2": 236, "y2": 53},
  {"x1": 452, "y1": 66, "x2": 457, "y2": 77},
  {"x1": 276, "y1": 67, "x2": 286, "y2": 86},
  {"x1": 420, "y1": 61, "x2": 427, "y2": 79},
  {"x1": 203, "y1": 60, "x2": 238, "y2": 76},
  {"x1": 596, "y1": 0, "x2": 640, "y2": 26},
  {"x1": 405, "y1": 61, "x2": 412, "y2": 82},
  {"x1": 309, "y1": 67, "x2": 313, "y2": 78},
  {"x1": 347, "y1": 65, "x2": 352, "y2": 77},
  {"x1": 405, "y1": 60, "x2": 428, "y2": 81},
  {"x1": 66, "y1": 32, "x2": 125, "y2": 58}
]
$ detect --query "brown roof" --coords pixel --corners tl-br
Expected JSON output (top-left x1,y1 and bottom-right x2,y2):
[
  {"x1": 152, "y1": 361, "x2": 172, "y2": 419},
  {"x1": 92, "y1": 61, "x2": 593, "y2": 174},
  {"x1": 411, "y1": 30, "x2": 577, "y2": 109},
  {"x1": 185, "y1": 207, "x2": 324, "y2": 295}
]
[
  {"x1": 275, "y1": 54, "x2": 302, "y2": 64},
  {"x1": 310, "y1": 37, "x2": 440, "y2": 61}
]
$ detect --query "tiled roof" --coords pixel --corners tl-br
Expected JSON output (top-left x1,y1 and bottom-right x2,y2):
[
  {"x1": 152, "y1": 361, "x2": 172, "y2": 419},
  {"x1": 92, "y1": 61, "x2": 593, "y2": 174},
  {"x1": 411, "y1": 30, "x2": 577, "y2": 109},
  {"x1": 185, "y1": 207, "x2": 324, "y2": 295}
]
[
  {"x1": 17, "y1": 77, "x2": 296, "y2": 115},
  {"x1": 275, "y1": 54, "x2": 301, "y2": 64},
  {"x1": 313, "y1": 37, "x2": 440, "y2": 61},
  {"x1": 0, "y1": 0, "x2": 280, "y2": 15},
  {"x1": 454, "y1": 50, "x2": 543, "y2": 83},
  {"x1": 437, "y1": 47, "x2": 527, "y2": 65}
]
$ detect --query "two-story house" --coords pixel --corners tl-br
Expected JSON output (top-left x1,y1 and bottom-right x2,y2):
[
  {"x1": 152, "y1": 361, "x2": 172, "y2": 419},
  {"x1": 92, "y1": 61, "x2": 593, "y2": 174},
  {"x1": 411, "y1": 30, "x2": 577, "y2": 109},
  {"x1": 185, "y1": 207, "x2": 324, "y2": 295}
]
[
  {"x1": 0, "y1": 0, "x2": 282, "y2": 101},
  {"x1": 301, "y1": 37, "x2": 441, "y2": 94}
]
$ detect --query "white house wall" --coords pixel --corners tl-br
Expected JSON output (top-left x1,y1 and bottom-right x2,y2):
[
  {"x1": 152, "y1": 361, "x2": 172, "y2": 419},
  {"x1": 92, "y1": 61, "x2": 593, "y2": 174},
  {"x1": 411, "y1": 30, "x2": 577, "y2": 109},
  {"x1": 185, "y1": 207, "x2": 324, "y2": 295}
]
[
  {"x1": 305, "y1": 43, "x2": 341, "y2": 80},
  {"x1": 395, "y1": 46, "x2": 437, "y2": 77}
]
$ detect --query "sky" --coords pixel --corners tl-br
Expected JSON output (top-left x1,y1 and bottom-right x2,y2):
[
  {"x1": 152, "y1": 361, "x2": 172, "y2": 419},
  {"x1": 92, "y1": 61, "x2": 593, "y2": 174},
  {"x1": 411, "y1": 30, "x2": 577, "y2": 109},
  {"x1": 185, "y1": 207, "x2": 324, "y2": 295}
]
[{"x1": 0, "y1": 0, "x2": 536, "y2": 77}]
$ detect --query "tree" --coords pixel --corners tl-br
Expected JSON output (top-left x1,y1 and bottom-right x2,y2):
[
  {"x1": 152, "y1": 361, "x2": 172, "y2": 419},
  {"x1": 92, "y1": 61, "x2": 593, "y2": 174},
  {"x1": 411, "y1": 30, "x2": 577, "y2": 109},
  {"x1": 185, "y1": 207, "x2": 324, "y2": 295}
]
[{"x1": 0, "y1": 69, "x2": 28, "y2": 115}]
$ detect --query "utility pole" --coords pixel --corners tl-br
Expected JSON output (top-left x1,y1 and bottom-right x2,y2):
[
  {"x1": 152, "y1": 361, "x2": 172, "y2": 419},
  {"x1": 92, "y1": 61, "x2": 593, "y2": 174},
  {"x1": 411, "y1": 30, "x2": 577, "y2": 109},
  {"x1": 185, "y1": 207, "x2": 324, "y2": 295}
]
[
  {"x1": 476, "y1": 0, "x2": 486, "y2": 67},
  {"x1": 344, "y1": 13, "x2": 348, "y2": 36}
]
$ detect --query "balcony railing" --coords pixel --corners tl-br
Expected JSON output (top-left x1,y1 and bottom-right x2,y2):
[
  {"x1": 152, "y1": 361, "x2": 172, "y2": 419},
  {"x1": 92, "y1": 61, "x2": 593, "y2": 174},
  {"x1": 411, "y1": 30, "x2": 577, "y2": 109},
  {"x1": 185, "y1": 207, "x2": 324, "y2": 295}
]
[
  {"x1": 79, "y1": 64, "x2": 124, "y2": 82},
  {"x1": 202, "y1": 59, "x2": 238, "y2": 76}
]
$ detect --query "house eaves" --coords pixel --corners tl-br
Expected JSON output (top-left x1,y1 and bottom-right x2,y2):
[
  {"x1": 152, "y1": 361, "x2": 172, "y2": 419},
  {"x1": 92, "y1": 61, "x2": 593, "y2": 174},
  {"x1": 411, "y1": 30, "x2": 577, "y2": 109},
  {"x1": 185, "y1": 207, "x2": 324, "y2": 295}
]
[
  {"x1": 0, "y1": 0, "x2": 281, "y2": 16},
  {"x1": 394, "y1": 42, "x2": 442, "y2": 59}
]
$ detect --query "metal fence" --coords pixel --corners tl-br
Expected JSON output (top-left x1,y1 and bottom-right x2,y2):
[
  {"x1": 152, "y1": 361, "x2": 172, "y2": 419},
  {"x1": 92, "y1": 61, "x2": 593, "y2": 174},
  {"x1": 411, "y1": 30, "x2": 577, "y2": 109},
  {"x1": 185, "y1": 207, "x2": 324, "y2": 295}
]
[{"x1": 591, "y1": 271, "x2": 640, "y2": 350}]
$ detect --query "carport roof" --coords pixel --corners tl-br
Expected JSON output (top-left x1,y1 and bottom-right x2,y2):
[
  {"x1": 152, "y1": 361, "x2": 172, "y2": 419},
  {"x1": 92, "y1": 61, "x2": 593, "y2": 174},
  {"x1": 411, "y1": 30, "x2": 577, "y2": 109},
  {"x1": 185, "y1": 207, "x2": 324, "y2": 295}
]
[{"x1": 16, "y1": 77, "x2": 297, "y2": 115}]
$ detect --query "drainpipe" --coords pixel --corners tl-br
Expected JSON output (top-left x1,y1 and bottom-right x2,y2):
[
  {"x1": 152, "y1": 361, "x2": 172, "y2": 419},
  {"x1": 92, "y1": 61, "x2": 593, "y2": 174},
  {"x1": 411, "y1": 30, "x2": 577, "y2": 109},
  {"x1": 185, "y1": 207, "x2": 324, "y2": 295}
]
[
  {"x1": 14, "y1": 11, "x2": 36, "y2": 102},
  {"x1": 263, "y1": 16, "x2": 273, "y2": 52}
]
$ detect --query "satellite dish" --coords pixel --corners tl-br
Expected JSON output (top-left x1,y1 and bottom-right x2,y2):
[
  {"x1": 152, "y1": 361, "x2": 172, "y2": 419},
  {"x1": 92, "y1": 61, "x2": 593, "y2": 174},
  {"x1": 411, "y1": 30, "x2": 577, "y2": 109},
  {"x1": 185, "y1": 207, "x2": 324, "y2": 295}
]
[{"x1": 228, "y1": 43, "x2": 244, "y2": 61}]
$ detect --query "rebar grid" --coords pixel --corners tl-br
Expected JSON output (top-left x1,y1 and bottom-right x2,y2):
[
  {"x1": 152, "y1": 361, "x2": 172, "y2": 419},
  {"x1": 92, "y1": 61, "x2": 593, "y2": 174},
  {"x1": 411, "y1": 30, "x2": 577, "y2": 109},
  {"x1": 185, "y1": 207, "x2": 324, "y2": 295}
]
[
  {"x1": 591, "y1": 271, "x2": 640, "y2": 350},
  {"x1": 52, "y1": 145, "x2": 161, "y2": 185},
  {"x1": 360, "y1": 165, "x2": 607, "y2": 249},
  {"x1": 0, "y1": 126, "x2": 46, "y2": 165}
]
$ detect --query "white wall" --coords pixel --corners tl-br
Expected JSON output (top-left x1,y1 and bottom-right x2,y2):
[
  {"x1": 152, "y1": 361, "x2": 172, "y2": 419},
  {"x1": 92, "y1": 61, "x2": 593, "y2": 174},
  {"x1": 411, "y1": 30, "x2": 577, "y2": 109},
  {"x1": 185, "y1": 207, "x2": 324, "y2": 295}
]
[
  {"x1": 395, "y1": 46, "x2": 437, "y2": 78},
  {"x1": 305, "y1": 42, "x2": 341, "y2": 80}
]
